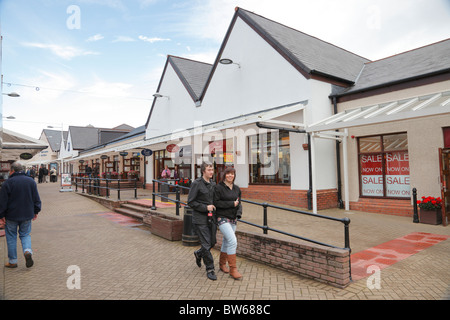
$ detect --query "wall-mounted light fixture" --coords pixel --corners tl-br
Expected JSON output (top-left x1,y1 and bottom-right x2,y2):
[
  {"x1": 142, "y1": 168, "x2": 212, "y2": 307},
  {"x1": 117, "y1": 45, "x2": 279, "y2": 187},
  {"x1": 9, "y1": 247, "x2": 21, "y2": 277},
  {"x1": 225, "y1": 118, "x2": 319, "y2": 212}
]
[
  {"x1": 219, "y1": 58, "x2": 240, "y2": 68},
  {"x1": 2, "y1": 92, "x2": 20, "y2": 97},
  {"x1": 153, "y1": 93, "x2": 170, "y2": 100}
]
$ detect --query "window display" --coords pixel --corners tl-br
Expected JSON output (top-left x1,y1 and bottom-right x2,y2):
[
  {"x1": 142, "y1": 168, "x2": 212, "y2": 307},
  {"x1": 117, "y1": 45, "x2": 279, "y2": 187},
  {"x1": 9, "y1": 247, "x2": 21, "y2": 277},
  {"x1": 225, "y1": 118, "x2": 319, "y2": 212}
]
[{"x1": 359, "y1": 133, "x2": 410, "y2": 198}]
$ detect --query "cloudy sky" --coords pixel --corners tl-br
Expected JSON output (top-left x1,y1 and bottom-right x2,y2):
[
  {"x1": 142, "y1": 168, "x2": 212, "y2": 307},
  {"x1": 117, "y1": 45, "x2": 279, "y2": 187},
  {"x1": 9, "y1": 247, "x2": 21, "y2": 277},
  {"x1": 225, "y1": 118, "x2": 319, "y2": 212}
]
[{"x1": 1, "y1": 0, "x2": 449, "y2": 138}]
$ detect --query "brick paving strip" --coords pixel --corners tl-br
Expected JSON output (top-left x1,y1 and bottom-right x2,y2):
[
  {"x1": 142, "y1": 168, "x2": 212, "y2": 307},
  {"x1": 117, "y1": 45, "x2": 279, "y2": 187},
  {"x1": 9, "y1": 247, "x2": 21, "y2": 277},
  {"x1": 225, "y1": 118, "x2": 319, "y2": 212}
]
[
  {"x1": 2, "y1": 183, "x2": 450, "y2": 300},
  {"x1": 351, "y1": 232, "x2": 450, "y2": 280}
]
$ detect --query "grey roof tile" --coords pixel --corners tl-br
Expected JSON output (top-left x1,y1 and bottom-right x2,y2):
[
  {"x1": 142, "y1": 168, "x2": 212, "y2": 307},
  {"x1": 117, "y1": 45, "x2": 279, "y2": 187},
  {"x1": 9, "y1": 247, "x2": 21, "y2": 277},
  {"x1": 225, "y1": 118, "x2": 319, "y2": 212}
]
[
  {"x1": 237, "y1": 8, "x2": 370, "y2": 83},
  {"x1": 339, "y1": 38, "x2": 450, "y2": 95},
  {"x1": 169, "y1": 56, "x2": 213, "y2": 100}
]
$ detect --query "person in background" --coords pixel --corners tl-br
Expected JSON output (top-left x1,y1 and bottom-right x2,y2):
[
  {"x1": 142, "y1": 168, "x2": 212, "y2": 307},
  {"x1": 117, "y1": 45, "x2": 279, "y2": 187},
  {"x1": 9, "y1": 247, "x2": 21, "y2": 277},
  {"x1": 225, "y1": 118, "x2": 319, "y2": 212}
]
[
  {"x1": 38, "y1": 165, "x2": 44, "y2": 183},
  {"x1": 187, "y1": 162, "x2": 217, "y2": 280},
  {"x1": 161, "y1": 165, "x2": 171, "y2": 179},
  {"x1": 0, "y1": 161, "x2": 41, "y2": 268},
  {"x1": 50, "y1": 167, "x2": 57, "y2": 182},
  {"x1": 213, "y1": 167, "x2": 243, "y2": 280}
]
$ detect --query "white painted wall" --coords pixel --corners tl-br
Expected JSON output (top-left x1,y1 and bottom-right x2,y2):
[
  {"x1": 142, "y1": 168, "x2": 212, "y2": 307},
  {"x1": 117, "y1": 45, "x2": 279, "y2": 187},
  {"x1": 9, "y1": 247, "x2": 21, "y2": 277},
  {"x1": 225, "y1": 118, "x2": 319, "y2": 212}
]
[
  {"x1": 146, "y1": 63, "x2": 198, "y2": 140},
  {"x1": 145, "y1": 16, "x2": 338, "y2": 191}
]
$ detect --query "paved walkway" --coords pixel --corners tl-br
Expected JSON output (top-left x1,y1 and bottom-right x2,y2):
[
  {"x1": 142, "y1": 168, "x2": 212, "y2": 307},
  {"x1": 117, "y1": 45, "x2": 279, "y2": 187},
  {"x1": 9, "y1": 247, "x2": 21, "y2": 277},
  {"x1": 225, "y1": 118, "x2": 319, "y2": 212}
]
[{"x1": 1, "y1": 182, "x2": 449, "y2": 301}]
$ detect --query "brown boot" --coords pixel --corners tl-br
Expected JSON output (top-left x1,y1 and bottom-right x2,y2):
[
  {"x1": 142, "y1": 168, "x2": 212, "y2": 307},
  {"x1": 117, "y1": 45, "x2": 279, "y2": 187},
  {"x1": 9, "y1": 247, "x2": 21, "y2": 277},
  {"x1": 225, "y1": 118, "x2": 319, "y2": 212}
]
[
  {"x1": 227, "y1": 254, "x2": 242, "y2": 280},
  {"x1": 5, "y1": 262, "x2": 17, "y2": 268},
  {"x1": 219, "y1": 252, "x2": 229, "y2": 273}
]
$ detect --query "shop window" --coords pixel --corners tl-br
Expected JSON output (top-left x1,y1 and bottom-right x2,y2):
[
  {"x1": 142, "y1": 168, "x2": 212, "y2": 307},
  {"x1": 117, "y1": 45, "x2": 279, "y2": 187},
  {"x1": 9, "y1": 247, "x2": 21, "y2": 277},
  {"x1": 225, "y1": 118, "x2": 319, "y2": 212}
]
[
  {"x1": 359, "y1": 133, "x2": 410, "y2": 198},
  {"x1": 249, "y1": 131, "x2": 290, "y2": 184}
]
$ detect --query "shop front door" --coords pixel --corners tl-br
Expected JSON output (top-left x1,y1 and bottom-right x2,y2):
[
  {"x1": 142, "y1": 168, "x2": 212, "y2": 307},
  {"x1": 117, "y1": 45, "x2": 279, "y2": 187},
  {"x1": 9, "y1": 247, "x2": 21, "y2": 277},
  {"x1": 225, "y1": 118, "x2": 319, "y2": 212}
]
[{"x1": 439, "y1": 148, "x2": 450, "y2": 226}]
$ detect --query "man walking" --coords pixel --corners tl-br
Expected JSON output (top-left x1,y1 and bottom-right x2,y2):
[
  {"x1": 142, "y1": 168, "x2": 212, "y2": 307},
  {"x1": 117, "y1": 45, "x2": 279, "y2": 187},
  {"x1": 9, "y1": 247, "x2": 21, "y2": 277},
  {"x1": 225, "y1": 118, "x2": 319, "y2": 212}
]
[
  {"x1": 0, "y1": 161, "x2": 41, "y2": 268},
  {"x1": 187, "y1": 162, "x2": 217, "y2": 280}
]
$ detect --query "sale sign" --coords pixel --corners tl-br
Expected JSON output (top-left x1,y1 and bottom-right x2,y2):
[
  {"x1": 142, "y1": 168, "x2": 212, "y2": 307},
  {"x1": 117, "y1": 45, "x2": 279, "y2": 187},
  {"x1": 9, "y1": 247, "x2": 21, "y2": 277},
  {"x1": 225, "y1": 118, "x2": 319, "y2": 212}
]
[
  {"x1": 360, "y1": 151, "x2": 410, "y2": 198},
  {"x1": 385, "y1": 151, "x2": 410, "y2": 198},
  {"x1": 360, "y1": 154, "x2": 384, "y2": 196}
]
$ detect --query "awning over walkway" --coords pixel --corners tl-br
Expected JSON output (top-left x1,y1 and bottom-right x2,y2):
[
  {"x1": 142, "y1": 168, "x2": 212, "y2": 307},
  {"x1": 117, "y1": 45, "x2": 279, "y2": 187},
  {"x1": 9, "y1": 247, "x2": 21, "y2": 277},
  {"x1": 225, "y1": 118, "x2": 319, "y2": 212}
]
[
  {"x1": 70, "y1": 101, "x2": 308, "y2": 161},
  {"x1": 307, "y1": 91, "x2": 450, "y2": 133},
  {"x1": 1, "y1": 128, "x2": 48, "y2": 161},
  {"x1": 305, "y1": 90, "x2": 450, "y2": 214}
]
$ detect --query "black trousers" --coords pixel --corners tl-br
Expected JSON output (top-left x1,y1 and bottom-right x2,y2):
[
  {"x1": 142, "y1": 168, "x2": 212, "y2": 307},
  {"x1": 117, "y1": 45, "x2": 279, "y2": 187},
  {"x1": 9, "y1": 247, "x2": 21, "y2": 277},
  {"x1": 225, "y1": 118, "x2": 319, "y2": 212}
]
[{"x1": 193, "y1": 223, "x2": 217, "y2": 271}]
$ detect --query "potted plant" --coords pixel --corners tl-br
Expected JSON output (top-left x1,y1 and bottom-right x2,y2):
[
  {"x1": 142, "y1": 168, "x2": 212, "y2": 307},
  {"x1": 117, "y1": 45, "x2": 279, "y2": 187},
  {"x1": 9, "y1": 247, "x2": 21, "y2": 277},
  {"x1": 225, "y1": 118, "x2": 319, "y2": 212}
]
[
  {"x1": 178, "y1": 178, "x2": 192, "y2": 194},
  {"x1": 417, "y1": 196, "x2": 442, "y2": 225},
  {"x1": 128, "y1": 170, "x2": 139, "y2": 180},
  {"x1": 110, "y1": 171, "x2": 119, "y2": 179}
]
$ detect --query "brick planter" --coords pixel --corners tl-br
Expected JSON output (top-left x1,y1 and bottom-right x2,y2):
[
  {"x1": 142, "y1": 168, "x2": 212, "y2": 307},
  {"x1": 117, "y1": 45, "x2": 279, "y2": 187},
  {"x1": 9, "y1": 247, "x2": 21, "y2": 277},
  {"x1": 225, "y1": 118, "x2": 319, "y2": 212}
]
[
  {"x1": 215, "y1": 230, "x2": 351, "y2": 288},
  {"x1": 419, "y1": 208, "x2": 442, "y2": 225},
  {"x1": 145, "y1": 212, "x2": 183, "y2": 241}
]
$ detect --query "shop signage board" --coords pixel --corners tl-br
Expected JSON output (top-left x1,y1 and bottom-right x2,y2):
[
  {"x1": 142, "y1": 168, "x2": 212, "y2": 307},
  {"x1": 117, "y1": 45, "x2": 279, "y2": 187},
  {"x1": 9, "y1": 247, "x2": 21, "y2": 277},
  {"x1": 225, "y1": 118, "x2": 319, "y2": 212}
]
[
  {"x1": 166, "y1": 144, "x2": 180, "y2": 153},
  {"x1": 60, "y1": 173, "x2": 73, "y2": 192},
  {"x1": 141, "y1": 149, "x2": 153, "y2": 157}
]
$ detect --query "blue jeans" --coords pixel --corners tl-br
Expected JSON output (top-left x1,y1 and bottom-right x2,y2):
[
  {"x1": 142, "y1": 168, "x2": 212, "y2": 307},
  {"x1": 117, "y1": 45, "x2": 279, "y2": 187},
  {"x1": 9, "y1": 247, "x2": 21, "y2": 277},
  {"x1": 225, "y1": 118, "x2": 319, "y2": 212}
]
[
  {"x1": 5, "y1": 220, "x2": 33, "y2": 264},
  {"x1": 218, "y1": 221, "x2": 237, "y2": 255}
]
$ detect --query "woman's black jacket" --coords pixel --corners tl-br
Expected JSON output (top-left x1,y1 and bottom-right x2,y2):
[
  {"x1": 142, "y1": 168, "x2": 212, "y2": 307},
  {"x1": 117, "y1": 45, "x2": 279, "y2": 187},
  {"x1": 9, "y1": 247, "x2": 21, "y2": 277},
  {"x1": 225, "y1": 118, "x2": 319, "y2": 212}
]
[{"x1": 213, "y1": 181, "x2": 242, "y2": 220}]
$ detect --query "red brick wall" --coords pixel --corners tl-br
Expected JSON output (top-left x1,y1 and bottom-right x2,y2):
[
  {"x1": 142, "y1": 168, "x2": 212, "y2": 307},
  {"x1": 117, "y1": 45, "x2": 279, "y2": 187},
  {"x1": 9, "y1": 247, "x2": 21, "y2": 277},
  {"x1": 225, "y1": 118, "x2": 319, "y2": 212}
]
[
  {"x1": 240, "y1": 185, "x2": 338, "y2": 210},
  {"x1": 350, "y1": 198, "x2": 413, "y2": 216},
  {"x1": 215, "y1": 230, "x2": 351, "y2": 288}
]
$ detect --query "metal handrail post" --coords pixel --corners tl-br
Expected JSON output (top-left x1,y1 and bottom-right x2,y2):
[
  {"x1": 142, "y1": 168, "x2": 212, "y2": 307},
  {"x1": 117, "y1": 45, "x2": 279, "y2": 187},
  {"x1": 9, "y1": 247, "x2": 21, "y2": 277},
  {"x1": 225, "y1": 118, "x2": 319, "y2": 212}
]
[
  {"x1": 151, "y1": 180, "x2": 156, "y2": 210},
  {"x1": 263, "y1": 202, "x2": 268, "y2": 234},
  {"x1": 117, "y1": 179, "x2": 121, "y2": 201},
  {"x1": 343, "y1": 217, "x2": 350, "y2": 250},
  {"x1": 412, "y1": 188, "x2": 419, "y2": 223},
  {"x1": 176, "y1": 185, "x2": 180, "y2": 216},
  {"x1": 134, "y1": 179, "x2": 137, "y2": 199}
]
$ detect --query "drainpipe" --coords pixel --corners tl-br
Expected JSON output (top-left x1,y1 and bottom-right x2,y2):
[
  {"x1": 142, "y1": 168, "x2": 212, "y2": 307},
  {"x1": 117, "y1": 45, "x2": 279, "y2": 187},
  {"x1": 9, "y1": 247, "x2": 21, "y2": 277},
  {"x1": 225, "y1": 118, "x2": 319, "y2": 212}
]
[
  {"x1": 333, "y1": 96, "x2": 344, "y2": 209},
  {"x1": 307, "y1": 133, "x2": 312, "y2": 210}
]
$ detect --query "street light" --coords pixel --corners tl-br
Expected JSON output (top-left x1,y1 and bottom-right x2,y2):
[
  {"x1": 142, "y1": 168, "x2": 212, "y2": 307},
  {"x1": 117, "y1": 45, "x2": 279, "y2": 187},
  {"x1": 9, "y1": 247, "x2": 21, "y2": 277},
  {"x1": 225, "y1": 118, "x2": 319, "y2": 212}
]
[
  {"x1": 219, "y1": 58, "x2": 241, "y2": 68},
  {"x1": 153, "y1": 93, "x2": 170, "y2": 99},
  {"x1": 2, "y1": 92, "x2": 20, "y2": 97}
]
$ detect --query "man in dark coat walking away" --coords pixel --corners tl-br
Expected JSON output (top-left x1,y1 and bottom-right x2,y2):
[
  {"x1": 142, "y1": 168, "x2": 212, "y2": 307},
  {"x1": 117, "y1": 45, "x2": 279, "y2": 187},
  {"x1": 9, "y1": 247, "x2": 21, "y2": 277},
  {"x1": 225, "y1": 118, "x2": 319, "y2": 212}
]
[
  {"x1": 0, "y1": 161, "x2": 41, "y2": 268},
  {"x1": 187, "y1": 162, "x2": 217, "y2": 280}
]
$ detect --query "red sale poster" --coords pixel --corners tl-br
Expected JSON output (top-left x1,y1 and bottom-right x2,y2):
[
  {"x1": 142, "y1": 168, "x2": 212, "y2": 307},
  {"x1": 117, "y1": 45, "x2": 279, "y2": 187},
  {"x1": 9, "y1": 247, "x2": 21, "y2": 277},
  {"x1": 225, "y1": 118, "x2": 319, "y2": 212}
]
[
  {"x1": 360, "y1": 154, "x2": 384, "y2": 196},
  {"x1": 385, "y1": 151, "x2": 410, "y2": 198}
]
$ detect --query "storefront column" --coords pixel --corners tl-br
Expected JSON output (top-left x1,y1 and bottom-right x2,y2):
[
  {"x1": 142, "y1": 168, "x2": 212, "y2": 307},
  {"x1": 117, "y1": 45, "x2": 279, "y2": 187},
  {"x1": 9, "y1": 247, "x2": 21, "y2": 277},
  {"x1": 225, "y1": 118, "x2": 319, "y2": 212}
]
[
  {"x1": 343, "y1": 129, "x2": 349, "y2": 210},
  {"x1": 310, "y1": 130, "x2": 349, "y2": 213}
]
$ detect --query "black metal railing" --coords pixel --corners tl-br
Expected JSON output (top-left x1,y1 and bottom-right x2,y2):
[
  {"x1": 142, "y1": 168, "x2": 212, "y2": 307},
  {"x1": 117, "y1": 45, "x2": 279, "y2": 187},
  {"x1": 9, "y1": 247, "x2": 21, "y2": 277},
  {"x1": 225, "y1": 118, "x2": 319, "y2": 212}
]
[
  {"x1": 74, "y1": 176, "x2": 138, "y2": 201},
  {"x1": 150, "y1": 179, "x2": 351, "y2": 252},
  {"x1": 151, "y1": 179, "x2": 189, "y2": 216}
]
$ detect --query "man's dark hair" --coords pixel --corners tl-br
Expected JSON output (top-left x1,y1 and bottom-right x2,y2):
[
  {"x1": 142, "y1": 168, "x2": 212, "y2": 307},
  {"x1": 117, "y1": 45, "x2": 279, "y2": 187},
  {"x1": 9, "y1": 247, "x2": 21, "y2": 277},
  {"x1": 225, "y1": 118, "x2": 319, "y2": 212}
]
[{"x1": 200, "y1": 161, "x2": 213, "y2": 174}]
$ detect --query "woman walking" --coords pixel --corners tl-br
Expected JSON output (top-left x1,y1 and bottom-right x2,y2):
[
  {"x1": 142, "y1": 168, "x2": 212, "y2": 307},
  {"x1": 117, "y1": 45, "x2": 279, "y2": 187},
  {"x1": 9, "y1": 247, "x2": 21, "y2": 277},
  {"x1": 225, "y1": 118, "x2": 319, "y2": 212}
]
[{"x1": 213, "y1": 167, "x2": 243, "y2": 280}]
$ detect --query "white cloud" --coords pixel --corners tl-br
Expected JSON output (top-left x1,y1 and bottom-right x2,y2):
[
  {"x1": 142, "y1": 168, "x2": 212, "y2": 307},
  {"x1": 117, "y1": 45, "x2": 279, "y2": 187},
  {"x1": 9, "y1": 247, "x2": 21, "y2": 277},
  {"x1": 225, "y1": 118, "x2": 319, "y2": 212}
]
[
  {"x1": 112, "y1": 36, "x2": 136, "y2": 42},
  {"x1": 22, "y1": 42, "x2": 100, "y2": 60},
  {"x1": 86, "y1": 34, "x2": 105, "y2": 42},
  {"x1": 138, "y1": 35, "x2": 171, "y2": 43}
]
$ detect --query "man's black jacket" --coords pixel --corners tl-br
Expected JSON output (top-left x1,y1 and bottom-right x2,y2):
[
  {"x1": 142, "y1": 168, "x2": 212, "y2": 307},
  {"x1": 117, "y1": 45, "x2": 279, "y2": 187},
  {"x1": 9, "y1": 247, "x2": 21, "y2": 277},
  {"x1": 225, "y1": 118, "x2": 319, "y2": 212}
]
[{"x1": 187, "y1": 177, "x2": 215, "y2": 225}]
